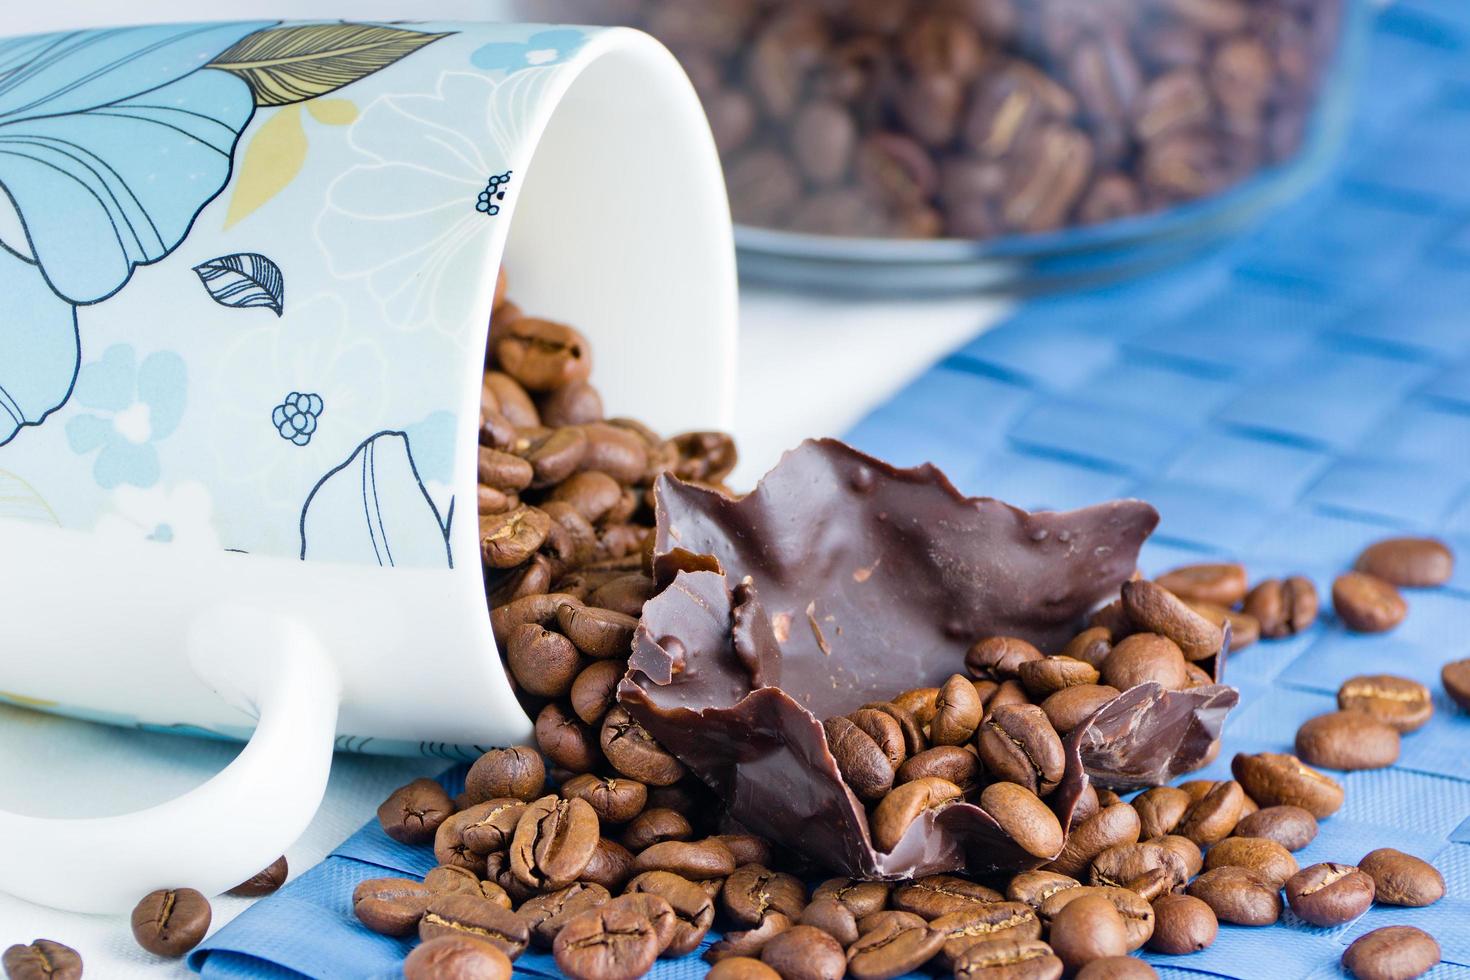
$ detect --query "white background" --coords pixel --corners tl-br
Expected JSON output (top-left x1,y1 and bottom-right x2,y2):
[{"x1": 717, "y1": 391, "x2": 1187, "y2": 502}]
[{"x1": 0, "y1": 2, "x2": 1003, "y2": 974}]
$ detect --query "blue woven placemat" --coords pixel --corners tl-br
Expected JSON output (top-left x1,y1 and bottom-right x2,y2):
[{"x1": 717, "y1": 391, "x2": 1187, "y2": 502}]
[{"x1": 192, "y1": 2, "x2": 1470, "y2": 976}]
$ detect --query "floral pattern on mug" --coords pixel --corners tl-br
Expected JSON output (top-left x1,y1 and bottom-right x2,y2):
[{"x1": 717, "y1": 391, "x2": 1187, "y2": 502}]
[
  {"x1": 314, "y1": 68, "x2": 565, "y2": 341},
  {"x1": 94, "y1": 481, "x2": 221, "y2": 550},
  {"x1": 210, "y1": 293, "x2": 388, "y2": 506},
  {"x1": 64, "y1": 345, "x2": 187, "y2": 490},
  {"x1": 470, "y1": 28, "x2": 589, "y2": 72}
]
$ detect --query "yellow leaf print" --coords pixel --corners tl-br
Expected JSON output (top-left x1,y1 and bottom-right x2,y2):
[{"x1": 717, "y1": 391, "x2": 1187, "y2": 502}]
[
  {"x1": 0, "y1": 469, "x2": 58, "y2": 526},
  {"x1": 306, "y1": 98, "x2": 359, "y2": 126},
  {"x1": 224, "y1": 105, "x2": 307, "y2": 230},
  {"x1": 208, "y1": 24, "x2": 451, "y2": 107}
]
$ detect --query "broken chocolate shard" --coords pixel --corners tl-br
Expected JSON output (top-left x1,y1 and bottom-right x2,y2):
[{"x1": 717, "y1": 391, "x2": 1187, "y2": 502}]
[{"x1": 617, "y1": 440, "x2": 1239, "y2": 879}]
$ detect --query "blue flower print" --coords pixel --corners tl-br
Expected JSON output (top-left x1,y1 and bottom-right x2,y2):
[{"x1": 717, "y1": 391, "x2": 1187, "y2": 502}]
[
  {"x1": 272, "y1": 392, "x2": 323, "y2": 446},
  {"x1": 65, "y1": 345, "x2": 187, "y2": 489},
  {"x1": 470, "y1": 29, "x2": 588, "y2": 73}
]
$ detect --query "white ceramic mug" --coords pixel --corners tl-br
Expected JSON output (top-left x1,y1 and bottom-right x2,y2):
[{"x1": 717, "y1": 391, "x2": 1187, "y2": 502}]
[{"x1": 0, "y1": 19, "x2": 735, "y2": 912}]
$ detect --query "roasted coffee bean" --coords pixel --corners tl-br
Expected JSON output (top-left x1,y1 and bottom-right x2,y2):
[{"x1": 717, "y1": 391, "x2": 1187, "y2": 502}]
[
  {"x1": 506, "y1": 623, "x2": 583, "y2": 698},
  {"x1": 1041, "y1": 684, "x2": 1122, "y2": 734},
  {"x1": 1185, "y1": 600, "x2": 1261, "y2": 651},
  {"x1": 799, "y1": 897, "x2": 860, "y2": 945},
  {"x1": 1333, "y1": 572, "x2": 1407, "y2": 633},
  {"x1": 868, "y1": 702, "x2": 927, "y2": 757},
  {"x1": 932, "y1": 673, "x2": 984, "y2": 745},
  {"x1": 229, "y1": 855, "x2": 289, "y2": 897},
  {"x1": 626, "y1": 871, "x2": 716, "y2": 955},
  {"x1": 1131, "y1": 786, "x2": 1189, "y2": 839},
  {"x1": 848, "y1": 707, "x2": 908, "y2": 768},
  {"x1": 708, "y1": 957, "x2": 782, "y2": 980},
  {"x1": 1342, "y1": 925, "x2": 1441, "y2": 980},
  {"x1": 1177, "y1": 780, "x2": 1246, "y2": 846},
  {"x1": 429, "y1": 867, "x2": 512, "y2": 907},
  {"x1": 1187, "y1": 867, "x2": 1280, "y2": 926},
  {"x1": 1354, "y1": 537, "x2": 1453, "y2": 588},
  {"x1": 580, "y1": 837, "x2": 635, "y2": 892},
  {"x1": 2, "y1": 940, "x2": 82, "y2": 980},
  {"x1": 1147, "y1": 893, "x2": 1216, "y2": 954},
  {"x1": 1124, "y1": 867, "x2": 1174, "y2": 904},
  {"x1": 553, "y1": 897, "x2": 665, "y2": 980},
  {"x1": 1296, "y1": 710, "x2": 1400, "y2": 771},
  {"x1": 871, "y1": 777, "x2": 963, "y2": 852},
  {"x1": 1044, "y1": 803, "x2": 1141, "y2": 878},
  {"x1": 354, "y1": 877, "x2": 434, "y2": 936},
  {"x1": 977, "y1": 703, "x2": 1066, "y2": 796},
  {"x1": 981, "y1": 781, "x2": 1065, "y2": 859},
  {"x1": 466, "y1": 746, "x2": 545, "y2": 804},
  {"x1": 966, "y1": 636, "x2": 1044, "y2": 680},
  {"x1": 569, "y1": 659, "x2": 625, "y2": 725},
  {"x1": 1156, "y1": 563, "x2": 1248, "y2": 607},
  {"x1": 1338, "y1": 674, "x2": 1434, "y2": 733},
  {"x1": 379, "y1": 778, "x2": 458, "y2": 847},
  {"x1": 1122, "y1": 579, "x2": 1224, "y2": 660},
  {"x1": 1102, "y1": 633, "x2": 1189, "y2": 691},
  {"x1": 536, "y1": 703, "x2": 600, "y2": 773},
  {"x1": 1039, "y1": 887, "x2": 1152, "y2": 952},
  {"x1": 1048, "y1": 894, "x2": 1128, "y2": 974},
  {"x1": 894, "y1": 745, "x2": 981, "y2": 792},
  {"x1": 600, "y1": 707, "x2": 685, "y2": 785},
  {"x1": 481, "y1": 505, "x2": 553, "y2": 568},
  {"x1": 892, "y1": 686, "x2": 942, "y2": 724},
  {"x1": 705, "y1": 912, "x2": 793, "y2": 962},
  {"x1": 632, "y1": 839, "x2": 737, "y2": 880},
  {"x1": 1232, "y1": 752, "x2": 1344, "y2": 818},
  {"x1": 825, "y1": 715, "x2": 896, "y2": 801},
  {"x1": 952, "y1": 937, "x2": 1063, "y2": 980},
  {"x1": 849, "y1": 911, "x2": 946, "y2": 980},
  {"x1": 1154, "y1": 835, "x2": 1204, "y2": 879},
  {"x1": 1445, "y1": 658, "x2": 1470, "y2": 710},
  {"x1": 421, "y1": 894, "x2": 530, "y2": 957},
  {"x1": 1018, "y1": 656, "x2": 1100, "y2": 699},
  {"x1": 490, "y1": 592, "x2": 574, "y2": 646},
  {"x1": 484, "y1": 372, "x2": 538, "y2": 429},
  {"x1": 813, "y1": 878, "x2": 891, "y2": 918},
  {"x1": 403, "y1": 935, "x2": 512, "y2": 980},
  {"x1": 1358, "y1": 849, "x2": 1445, "y2": 908},
  {"x1": 761, "y1": 925, "x2": 846, "y2": 980},
  {"x1": 1064, "y1": 627, "x2": 1115, "y2": 668},
  {"x1": 560, "y1": 774, "x2": 647, "y2": 825},
  {"x1": 1243, "y1": 576, "x2": 1318, "y2": 638},
  {"x1": 1008, "y1": 871, "x2": 1081, "y2": 911},
  {"x1": 1203, "y1": 836, "x2": 1298, "y2": 890},
  {"x1": 931, "y1": 902, "x2": 1041, "y2": 963},
  {"x1": 622, "y1": 808, "x2": 693, "y2": 852},
  {"x1": 891, "y1": 875, "x2": 1003, "y2": 919},
  {"x1": 1285, "y1": 863, "x2": 1375, "y2": 927},
  {"x1": 1232, "y1": 804, "x2": 1318, "y2": 851},
  {"x1": 586, "y1": 573, "x2": 655, "y2": 617},
  {"x1": 1089, "y1": 842, "x2": 1186, "y2": 892},
  {"x1": 131, "y1": 888, "x2": 211, "y2": 956},
  {"x1": 510, "y1": 795, "x2": 599, "y2": 890},
  {"x1": 722, "y1": 865, "x2": 806, "y2": 926},
  {"x1": 463, "y1": 799, "x2": 534, "y2": 859},
  {"x1": 557, "y1": 603, "x2": 637, "y2": 658},
  {"x1": 539, "y1": 381, "x2": 604, "y2": 429},
  {"x1": 494, "y1": 318, "x2": 591, "y2": 393},
  {"x1": 479, "y1": 447, "x2": 534, "y2": 493},
  {"x1": 708, "y1": 834, "x2": 770, "y2": 869}
]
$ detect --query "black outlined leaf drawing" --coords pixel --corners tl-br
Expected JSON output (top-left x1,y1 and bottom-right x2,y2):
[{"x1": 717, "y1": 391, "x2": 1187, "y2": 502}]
[{"x1": 192, "y1": 253, "x2": 285, "y2": 316}]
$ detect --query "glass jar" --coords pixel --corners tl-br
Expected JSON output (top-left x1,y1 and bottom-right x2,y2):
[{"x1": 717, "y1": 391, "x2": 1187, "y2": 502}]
[{"x1": 516, "y1": 0, "x2": 1364, "y2": 292}]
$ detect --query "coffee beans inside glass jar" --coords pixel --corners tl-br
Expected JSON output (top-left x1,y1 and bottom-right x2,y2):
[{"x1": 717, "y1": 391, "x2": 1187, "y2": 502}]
[{"x1": 521, "y1": 0, "x2": 1346, "y2": 241}]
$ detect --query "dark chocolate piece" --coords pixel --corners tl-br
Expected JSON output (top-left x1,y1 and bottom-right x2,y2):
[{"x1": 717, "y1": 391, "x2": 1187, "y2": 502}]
[{"x1": 619, "y1": 440, "x2": 1232, "y2": 878}]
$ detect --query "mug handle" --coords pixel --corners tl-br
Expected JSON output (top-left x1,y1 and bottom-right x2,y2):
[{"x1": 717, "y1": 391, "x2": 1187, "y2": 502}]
[{"x1": 0, "y1": 607, "x2": 340, "y2": 914}]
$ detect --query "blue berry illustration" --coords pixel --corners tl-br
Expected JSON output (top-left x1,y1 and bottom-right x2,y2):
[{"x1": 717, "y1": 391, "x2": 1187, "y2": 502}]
[
  {"x1": 477, "y1": 171, "x2": 513, "y2": 215},
  {"x1": 272, "y1": 392, "x2": 323, "y2": 446}
]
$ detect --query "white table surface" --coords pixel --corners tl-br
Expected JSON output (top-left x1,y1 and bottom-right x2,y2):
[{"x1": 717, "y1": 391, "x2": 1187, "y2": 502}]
[{"x1": 0, "y1": 283, "x2": 1004, "y2": 975}]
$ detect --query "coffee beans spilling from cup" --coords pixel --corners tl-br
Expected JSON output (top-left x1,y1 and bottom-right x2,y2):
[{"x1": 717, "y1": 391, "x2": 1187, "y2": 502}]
[{"x1": 554, "y1": 0, "x2": 1344, "y2": 239}]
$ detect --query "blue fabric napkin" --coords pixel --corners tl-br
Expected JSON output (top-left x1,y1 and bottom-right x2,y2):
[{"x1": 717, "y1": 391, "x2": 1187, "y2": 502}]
[{"x1": 193, "y1": 1, "x2": 1470, "y2": 976}]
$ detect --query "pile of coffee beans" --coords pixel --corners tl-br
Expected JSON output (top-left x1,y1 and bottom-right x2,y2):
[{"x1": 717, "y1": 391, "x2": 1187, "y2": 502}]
[{"x1": 531, "y1": 0, "x2": 1344, "y2": 239}]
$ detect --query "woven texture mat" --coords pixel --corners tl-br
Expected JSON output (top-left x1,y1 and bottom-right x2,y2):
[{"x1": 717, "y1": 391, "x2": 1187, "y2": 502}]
[{"x1": 192, "y1": 2, "x2": 1470, "y2": 976}]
